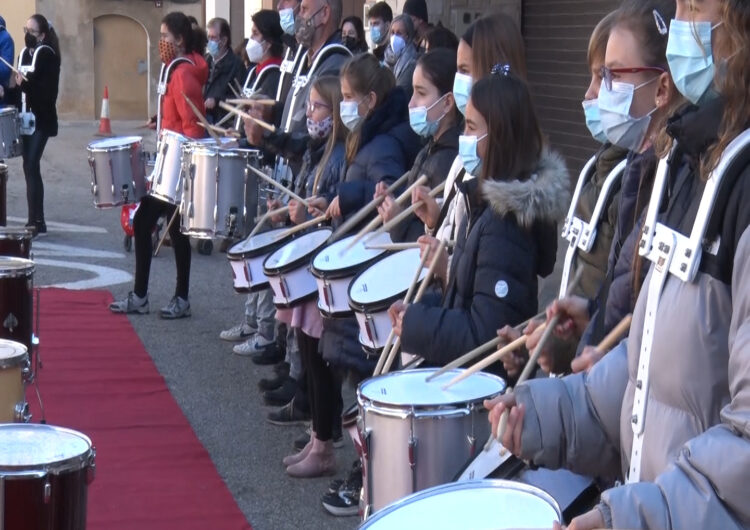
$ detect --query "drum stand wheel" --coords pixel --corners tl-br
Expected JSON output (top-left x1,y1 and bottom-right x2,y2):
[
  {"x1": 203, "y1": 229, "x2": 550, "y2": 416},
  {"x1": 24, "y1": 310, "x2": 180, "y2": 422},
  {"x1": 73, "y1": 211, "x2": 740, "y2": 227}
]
[{"x1": 197, "y1": 239, "x2": 213, "y2": 255}]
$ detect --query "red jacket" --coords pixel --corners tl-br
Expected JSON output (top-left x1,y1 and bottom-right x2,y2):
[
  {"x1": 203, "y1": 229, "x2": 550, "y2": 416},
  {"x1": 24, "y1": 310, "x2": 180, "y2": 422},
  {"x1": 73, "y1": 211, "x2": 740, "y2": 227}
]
[{"x1": 161, "y1": 51, "x2": 208, "y2": 139}]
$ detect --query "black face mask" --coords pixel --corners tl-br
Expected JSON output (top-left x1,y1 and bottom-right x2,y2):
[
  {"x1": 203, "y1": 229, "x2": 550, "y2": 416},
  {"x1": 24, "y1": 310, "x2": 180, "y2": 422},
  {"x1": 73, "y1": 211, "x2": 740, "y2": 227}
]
[
  {"x1": 342, "y1": 36, "x2": 358, "y2": 52},
  {"x1": 25, "y1": 33, "x2": 38, "y2": 49}
]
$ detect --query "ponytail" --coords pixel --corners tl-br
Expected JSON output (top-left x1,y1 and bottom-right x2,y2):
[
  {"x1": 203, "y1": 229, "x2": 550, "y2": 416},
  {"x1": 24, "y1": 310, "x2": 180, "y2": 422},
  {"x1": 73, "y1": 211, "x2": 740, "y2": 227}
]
[{"x1": 30, "y1": 14, "x2": 61, "y2": 59}]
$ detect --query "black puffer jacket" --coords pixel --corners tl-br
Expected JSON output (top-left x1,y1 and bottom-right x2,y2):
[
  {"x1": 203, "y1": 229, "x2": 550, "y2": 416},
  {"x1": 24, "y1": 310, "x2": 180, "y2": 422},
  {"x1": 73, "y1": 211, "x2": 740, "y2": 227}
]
[
  {"x1": 18, "y1": 44, "x2": 60, "y2": 136},
  {"x1": 401, "y1": 149, "x2": 570, "y2": 367},
  {"x1": 337, "y1": 87, "x2": 422, "y2": 216}
]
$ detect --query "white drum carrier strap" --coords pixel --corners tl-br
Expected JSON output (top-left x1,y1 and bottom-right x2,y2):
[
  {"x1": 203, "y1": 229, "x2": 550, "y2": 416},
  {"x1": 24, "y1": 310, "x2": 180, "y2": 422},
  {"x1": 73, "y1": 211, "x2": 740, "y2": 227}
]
[
  {"x1": 276, "y1": 45, "x2": 304, "y2": 101},
  {"x1": 156, "y1": 57, "x2": 194, "y2": 134},
  {"x1": 628, "y1": 128, "x2": 750, "y2": 483},
  {"x1": 559, "y1": 157, "x2": 627, "y2": 297},
  {"x1": 235, "y1": 64, "x2": 281, "y2": 129}
]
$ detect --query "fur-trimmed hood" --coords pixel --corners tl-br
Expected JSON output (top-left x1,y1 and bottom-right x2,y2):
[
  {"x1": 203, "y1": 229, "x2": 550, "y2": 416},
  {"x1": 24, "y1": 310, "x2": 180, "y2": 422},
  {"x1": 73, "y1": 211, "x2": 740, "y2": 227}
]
[{"x1": 481, "y1": 148, "x2": 571, "y2": 229}]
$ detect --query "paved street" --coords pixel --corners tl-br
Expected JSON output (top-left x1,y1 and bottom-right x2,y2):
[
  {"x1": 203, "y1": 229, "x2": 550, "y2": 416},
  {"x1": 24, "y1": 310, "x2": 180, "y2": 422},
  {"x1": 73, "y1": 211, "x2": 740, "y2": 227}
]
[{"x1": 3, "y1": 120, "x2": 565, "y2": 529}]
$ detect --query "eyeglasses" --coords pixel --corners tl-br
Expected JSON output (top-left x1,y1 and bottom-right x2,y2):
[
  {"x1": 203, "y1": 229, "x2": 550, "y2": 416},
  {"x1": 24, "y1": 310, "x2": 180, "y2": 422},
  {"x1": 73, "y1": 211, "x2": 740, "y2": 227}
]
[
  {"x1": 599, "y1": 65, "x2": 666, "y2": 91},
  {"x1": 307, "y1": 100, "x2": 331, "y2": 113}
]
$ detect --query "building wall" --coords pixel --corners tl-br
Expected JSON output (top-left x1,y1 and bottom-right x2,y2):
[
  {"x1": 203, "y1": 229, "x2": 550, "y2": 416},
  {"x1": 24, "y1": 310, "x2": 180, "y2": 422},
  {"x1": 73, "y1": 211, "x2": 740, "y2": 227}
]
[{"x1": 4, "y1": 0, "x2": 37, "y2": 63}]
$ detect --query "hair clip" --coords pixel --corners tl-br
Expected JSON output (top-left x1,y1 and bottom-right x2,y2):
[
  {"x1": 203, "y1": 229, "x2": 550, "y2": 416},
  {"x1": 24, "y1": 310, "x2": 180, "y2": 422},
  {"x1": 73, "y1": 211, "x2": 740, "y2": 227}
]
[
  {"x1": 653, "y1": 9, "x2": 668, "y2": 36},
  {"x1": 491, "y1": 63, "x2": 510, "y2": 76}
]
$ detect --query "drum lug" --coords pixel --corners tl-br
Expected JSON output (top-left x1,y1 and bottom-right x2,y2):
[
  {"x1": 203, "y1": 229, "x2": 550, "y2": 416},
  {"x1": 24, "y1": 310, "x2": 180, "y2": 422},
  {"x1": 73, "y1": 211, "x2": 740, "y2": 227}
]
[
  {"x1": 43, "y1": 480, "x2": 51, "y2": 504},
  {"x1": 22, "y1": 357, "x2": 33, "y2": 384},
  {"x1": 364, "y1": 314, "x2": 378, "y2": 345},
  {"x1": 467, "y1": 434, "x2": 477, "y2": 458},
  {"x1": 408, "y1": 436, "x2": 417, "y2": 469},
  {"x1": 86, "y1": 448, "x2": 97, "y2": 485},
  {"x1": 244, "y1": 262, "x2": 253, "y2": 283},
  {"x1": 227, "y1": 207, "x2": 238, "y2": 236},
  {"x1": 121, "y1": 184, "x2": 129, "y2": 202},
  {"x1": 322, "y1": 280, "x2": 333, "y2": 309},
  {"x1": 280, "y1": 277, "x2": 290, "y2": 301},
  {"x1": 14, "y1": 401, "x2": 31, "y2": 423}
]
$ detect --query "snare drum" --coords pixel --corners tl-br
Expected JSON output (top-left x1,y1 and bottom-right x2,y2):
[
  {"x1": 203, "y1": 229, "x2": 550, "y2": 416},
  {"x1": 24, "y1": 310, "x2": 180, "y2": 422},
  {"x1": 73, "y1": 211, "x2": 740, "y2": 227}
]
[
  {"x1": 0, "y1": 106, "x2": 22, "y2": 159},
  {"x1": 360, "y1": 479, "x2": 561, "y2": 528},
  {"x1": 227, "y1": 228, "x2": 294, "y2": 293},
  {"x1": 0, "y1": 227, "x2": 33, "y2": 259},
  {"x1": 263, "y1": 228, "x2": 332, "y2": 308},
  {"x1": 149, "y1": 129, "x2": 189, "y2": 204},
  {"x1": 0, "y1": 424, "x2": 96, "y2": 530},
  {"x1": 87, "y1": 136, "x2": 147, "y2": 208},
  {"x1": 357, "y1": 368, "x2": 506, "y2": 514},
  {"x1": 0, "y1": 340, "x2": 30, "y2": 423},
  {"x1": 0, "y1": 257, "x2": 34, "y2": 352},
  {"x1": 181, "y1": 146, "x2": 257, "y2": 239},
  {"x1": 348, "y1": 249, "x2": 427, "y2": 350},
  {"x1": 311, "y1": 233, "x2": 391, "y2": 318}
]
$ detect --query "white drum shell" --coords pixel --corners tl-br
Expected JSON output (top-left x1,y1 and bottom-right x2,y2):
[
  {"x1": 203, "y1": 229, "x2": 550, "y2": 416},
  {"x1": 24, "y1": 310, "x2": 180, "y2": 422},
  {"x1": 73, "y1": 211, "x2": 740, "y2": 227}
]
[
  {"x1": 0, "y1": 107, "x2": 21, "y2": 159},
  {"x1": 87, "y1": 136, "x2": 147, "y2": 208},
  {"x1": 267, "y1": 265, "x2": 318, "y2": 307},
  {"x1": 354, "y1": 309, "x2": 392, "y2": 350},
  {"x1": 149, "y1": 129, "x2": 188, "y2": 204},
  {"x1": 228, "y1": 256, "x2": 251, "y2": 292},
  {"x1": 316, "y1": 275, "x2": 353, "y2": 316}
]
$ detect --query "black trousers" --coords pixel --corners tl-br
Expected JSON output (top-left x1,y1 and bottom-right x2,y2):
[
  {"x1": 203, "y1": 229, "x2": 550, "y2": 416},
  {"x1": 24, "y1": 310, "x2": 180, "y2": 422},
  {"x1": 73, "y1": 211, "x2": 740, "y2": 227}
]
[
  {"x1": 22, "y1": 130, "x2": 50, "y2": 225},
  {"x1": 298, "y1": 331, "x2": 342, "y2": 442},
  {"x1": 133, "y1": 195, "x2": 191, "y2": 299}
]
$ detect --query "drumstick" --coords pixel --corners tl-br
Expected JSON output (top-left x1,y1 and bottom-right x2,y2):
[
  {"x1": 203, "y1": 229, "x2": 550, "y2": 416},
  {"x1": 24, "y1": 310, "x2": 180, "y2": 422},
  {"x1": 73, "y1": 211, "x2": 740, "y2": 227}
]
[
  {"x1": 214, "y1": 110, "x2": 236, "y2": 128},
  {"x1": 342, "y1": 175, "x2": 428, "y2": 253},
  {"x1": 373, "y1": 250, "x2": 430, "y2": 376},
  {"x1": 275, "y1": 213, "x2": 329, "y2": 239},
  {"x1": 226, "y1": 97, "x2": 277, "y2": 107},
  {"x1": 364, "y1": 240, "x2": 456, "y2": 251},
  {"x1": 248, "y1": 165, "x2": 310, "y2": 207},
  {"x1": 595, "y1": 313, "x2": 632, "y2": 352},
  {"x1": 0, "y1": 56, "x2": 28, "y2": 82},
  {"x1": 197, "y1": 122, "x2": 241, "y2": 138},
  {"x1": 228, "y1": 82, "x2": 241, "y2": 98},
  {"x1": 425, "y1": 311, "x2": 546, "y2": 382},
  {"x1": 254, "y1": 205, "x2": 290, "y2": 223},
  {"x1": 153, "y1": 208, "x2": 180, "y2": 257},
  {"x1": 381, "y1": 239, "x2": 447, "y2": 374},
  {"x1": 441, "y1": 323, "x2": 548, "y2": 391},
  {"x1": 369, "y1": 181, "x2": 446, "y2": 238},
  {"x1": 219, "y1": 101, "x2": 276, "y2": 132},
  {"x1": 495, "y1": 269, "x2": 584, "y2": 443},
  {"x1": 330, "y1": 172, "x2": 413, "y2": 242},
  {"x1": 182, "y1": 92, "x2": 221, "y2": 142}
]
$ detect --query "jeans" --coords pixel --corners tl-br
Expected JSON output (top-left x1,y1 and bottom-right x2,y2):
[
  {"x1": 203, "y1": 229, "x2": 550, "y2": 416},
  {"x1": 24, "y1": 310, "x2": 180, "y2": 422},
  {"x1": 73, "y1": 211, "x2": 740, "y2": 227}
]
[
  {"x1": 244, "y1": 288, "x2": 276, "y2": 341},
  {"x1": 22, "y1": 130, "x2": 50, "y2": 225}
]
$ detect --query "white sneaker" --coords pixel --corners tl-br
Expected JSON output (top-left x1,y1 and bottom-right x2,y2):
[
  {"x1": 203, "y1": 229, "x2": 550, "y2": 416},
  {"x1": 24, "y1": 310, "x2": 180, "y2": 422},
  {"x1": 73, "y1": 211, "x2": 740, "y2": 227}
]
[
  {"x1": 233, "y1": 335, "x2": 275, "y2": 356},
  {"x1": 219, "y1": 322, "x2": 255, "y2": 342}
]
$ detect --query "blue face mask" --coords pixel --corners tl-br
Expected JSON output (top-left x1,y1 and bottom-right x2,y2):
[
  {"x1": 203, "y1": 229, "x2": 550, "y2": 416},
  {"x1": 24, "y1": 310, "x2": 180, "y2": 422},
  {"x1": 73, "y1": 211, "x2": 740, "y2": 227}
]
[
  {"x1": 390, "y1": 35, "x2": 406, "y2": 56},
  {"x1": 582, "y1": 99, "x2": 607, "y2": 144},
  {"x1": 340, "y1": 99, "x2": 364, "y2": 131},
  {"x1": 458, "y1": 133, "x2": 487, "y2": 176},
  {"x1": 279, "y1": 8, "x2": 296, "y2": 36},
  {"x1": 666, "y1": 19, "x2": 721, "y2": 104},
  {"x1": 206, "y1": 39, "x2": 220, "y2": 58},
  {"x1": 599, "y1": 79, "x2": 657, "y2": 151},
  {"x1": 409, "y1": 94, "x2": 448, "y2": 138},
  {"x1": 453, "y1": 72, "x2": 472, "y2": 116},
  {"x1": 370, "y1": 25, "x2": 383, "y2": 45}
]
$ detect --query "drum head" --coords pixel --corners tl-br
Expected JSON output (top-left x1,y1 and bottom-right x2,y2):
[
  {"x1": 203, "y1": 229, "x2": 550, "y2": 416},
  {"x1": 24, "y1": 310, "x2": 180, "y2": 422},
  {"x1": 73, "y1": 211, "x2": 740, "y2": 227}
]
[
  {"x1": 264, "y1": 228, "x2": 332, "y2": 274},
  {"x1": 348, "y1": 249, "x2": 426, "y2": 311},
  {"x1": 228, "y1": 228, "x2": 292, "y2": 259},
  {"x1": 88, "y1": 136, "x2": 142, "y2": 149},
  {"x1": 312, "y1": 233, "x2": 390, "y2": 278},
  {"x1": 359, "y1": 368, "x2": 505, "y2": 407},
  {"x1": 0, "y1": 339, "x2": 28, "y2": 369},
  {"x1": 361, "y1": 479, "x2": 561, "y2": 529},
  {"x1": 0, "y1": 256, "x2": 34, "y2": 277},
  {"x1": 0, "y1": 424, "x2": 92, "y2": 472}
]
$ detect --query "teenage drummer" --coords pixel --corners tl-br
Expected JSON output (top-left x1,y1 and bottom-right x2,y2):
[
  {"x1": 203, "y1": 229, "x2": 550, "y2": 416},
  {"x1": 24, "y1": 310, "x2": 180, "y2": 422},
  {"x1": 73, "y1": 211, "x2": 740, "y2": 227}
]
[{"x1": 110, "y1": 12, "x2": 208, "y2": 318}]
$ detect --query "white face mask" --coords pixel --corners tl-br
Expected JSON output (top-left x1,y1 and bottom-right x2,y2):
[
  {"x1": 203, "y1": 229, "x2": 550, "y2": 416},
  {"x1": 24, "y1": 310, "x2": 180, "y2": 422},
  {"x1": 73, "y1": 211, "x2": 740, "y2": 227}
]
[
  {"x1": 245, "y1": 38, "x2": 265, "y2": 64},
  {"x1": 598, "y1": 78, "x2": 658, "y2": 151}
]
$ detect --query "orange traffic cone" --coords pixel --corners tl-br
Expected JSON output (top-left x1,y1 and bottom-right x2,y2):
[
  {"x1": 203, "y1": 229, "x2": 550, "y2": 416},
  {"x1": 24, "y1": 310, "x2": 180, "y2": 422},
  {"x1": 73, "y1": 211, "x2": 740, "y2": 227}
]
[{"x1": 96, "y1": 86, "x2": 113, "y2": 136}]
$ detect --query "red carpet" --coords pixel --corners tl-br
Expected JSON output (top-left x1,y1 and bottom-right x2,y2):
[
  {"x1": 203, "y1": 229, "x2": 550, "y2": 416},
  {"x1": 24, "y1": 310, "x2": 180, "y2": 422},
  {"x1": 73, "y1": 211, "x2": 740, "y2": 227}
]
[{"x1": 25, "y1": 288, "x2": 251, "y2": 530}]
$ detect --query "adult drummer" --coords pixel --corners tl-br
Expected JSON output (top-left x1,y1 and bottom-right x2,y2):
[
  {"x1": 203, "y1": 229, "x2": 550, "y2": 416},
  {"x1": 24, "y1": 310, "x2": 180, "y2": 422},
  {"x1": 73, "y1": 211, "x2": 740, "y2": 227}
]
[{"x1": 110, "y1": 12, "x2": 208, "y2": 318}]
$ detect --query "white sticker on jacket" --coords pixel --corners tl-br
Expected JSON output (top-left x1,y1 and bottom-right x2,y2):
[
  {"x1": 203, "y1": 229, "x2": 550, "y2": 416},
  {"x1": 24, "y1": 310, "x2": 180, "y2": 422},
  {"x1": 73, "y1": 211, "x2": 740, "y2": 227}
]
[{"x1": 495, "y1": 280, "x2": 509, "y2": 298}]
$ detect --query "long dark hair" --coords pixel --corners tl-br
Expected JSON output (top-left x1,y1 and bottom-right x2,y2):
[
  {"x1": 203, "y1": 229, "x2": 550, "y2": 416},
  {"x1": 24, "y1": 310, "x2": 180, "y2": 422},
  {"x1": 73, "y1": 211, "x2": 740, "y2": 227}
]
[
  {"x1": 463, "y1": 13, "x2": 526, "y2": 80},
  {"x1": 30, "y1": 14, "x2": 61, "y2": 59},
  {"x1": 162, "y1": 12, "x2": 203, "y2": 55}
]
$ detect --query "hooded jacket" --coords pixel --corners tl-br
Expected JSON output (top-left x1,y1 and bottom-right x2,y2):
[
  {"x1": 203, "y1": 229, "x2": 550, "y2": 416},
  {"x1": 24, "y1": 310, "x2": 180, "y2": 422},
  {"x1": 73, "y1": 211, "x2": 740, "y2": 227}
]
[
  {"x1": 161, "y1": 51, "x2": 209, "y2": 139},
  {"x1": 0, "y1": 17, "x2": 13, "y2": 93},
  {"x1": 338, "y1": 86, "x2": 422, "y2": 216},
  {"x1": 513, "y1": 99, "x2": 750, "y2": 529},
  {"x1": 400, "y1": 149, "x2": 570, "y2": 366}
]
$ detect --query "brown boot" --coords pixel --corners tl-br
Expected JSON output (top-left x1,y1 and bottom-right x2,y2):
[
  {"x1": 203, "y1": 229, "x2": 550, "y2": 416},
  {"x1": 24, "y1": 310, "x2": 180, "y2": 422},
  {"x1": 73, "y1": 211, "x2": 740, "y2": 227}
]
[
  {"x1": 285, "y1": 438, "x2": 336, "y2": 478},
  {"x1": 282, "y1": 432, "x2": 313, "y2": 467}
]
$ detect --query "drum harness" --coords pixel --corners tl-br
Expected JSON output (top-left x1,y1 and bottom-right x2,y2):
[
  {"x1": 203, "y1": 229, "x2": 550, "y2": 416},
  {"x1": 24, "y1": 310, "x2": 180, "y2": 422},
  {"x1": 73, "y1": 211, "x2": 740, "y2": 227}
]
[
  {"x1": 628, "y1": 129, "x2": 750, "y2": 483},
  {"x1": 16, "y1": 45, "x2": 55, "y2": 136},
  {"x1": 156, "y1": 56, "x2": 195, "y2": 134},
  {"x1": 233, "y1": 62, "x2": 282, "y2": 130}
]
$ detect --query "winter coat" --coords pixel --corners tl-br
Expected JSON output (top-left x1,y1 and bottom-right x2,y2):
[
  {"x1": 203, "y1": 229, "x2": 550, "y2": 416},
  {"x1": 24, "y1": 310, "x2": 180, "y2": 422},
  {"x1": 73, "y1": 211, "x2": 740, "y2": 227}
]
[
  {"x1": 400, "y1": 149, "x2": 570, "y2": 367},
  {"x1": 161, "y1": 52, "x2": 209, "y2": 139},
  {"x1": 571, "y1": 143, "x2": 628, "y2": 300},
  {"x1": 0, "y1": 20, "x2": 13, "y2": 92},
  {"x1": 514, "y1": 100, "x2": 750, "y2": 528},
  {"x1": 18, "y1": 44, "x2": 60, "y2": 136},
  {"x1": 293, "y1": 138, "x2": 346, "y2": 206},
  {"x1": 338, "y1": 87, "x2": 422, "y2": 216},
  {"x1": 203, "y1": 48, "x2": 244, "y2": 123},
  {"x1": 391, "y1": 43, "x2": 418, "y2": 101},
  {"x1": 389, "y1": 119, "x2": 461, "y2": 242}
]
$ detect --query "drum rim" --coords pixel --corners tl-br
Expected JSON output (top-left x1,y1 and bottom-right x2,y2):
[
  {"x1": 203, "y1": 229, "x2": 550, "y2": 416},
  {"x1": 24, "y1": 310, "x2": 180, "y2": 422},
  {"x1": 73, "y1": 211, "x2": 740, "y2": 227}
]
[
  {"x1": 87, "y1": 136, "x2": 143, "y2": 152},
  {"x1": 359, "y1": 479, "x2": 562, "y2": 527},
  {"x1": 0, "y1": 107, "x2": 17, "y2": 115},
  {"x1": 0, "y1": 256, "x2": 35, "y2": 277},
  {"x1": 0, "y1": 226, "x2": 34, "y2": 239},
  {"x1": 263, "y1": 227, "x2": 333, "y2": 275},
  {"x1": 310, "y1": 235, "x2": 389, "y2": 280},
  {"x1": 0, "y1": 339, "x2": 28, "y2": 369},
  {"x1": 227, "y1": 228, "x2": 294, "y2": 259},
  {"x1": 347, "y1": 249, "x2": 424, "y2": 312},
  {"x1": 357, "y1": 367, "x2": 506, "y2": 409},
  {"x1": 0, "y1": 424, "x2": 95, "y2": 474}
]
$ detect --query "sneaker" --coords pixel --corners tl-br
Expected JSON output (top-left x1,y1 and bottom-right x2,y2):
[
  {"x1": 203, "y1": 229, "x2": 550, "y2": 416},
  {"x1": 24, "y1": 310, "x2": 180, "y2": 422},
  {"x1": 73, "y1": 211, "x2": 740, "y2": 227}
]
[
  {"x1": 219, "y1": 322, "x2": 255, "y2": 342},
  {"x1": 263, "y1": 377, "x2": 296, "y2": 406},
  {"x1": 110, "y1": 292, "x2": 150, "y2": 314},
  {"x1": 294, "y1": 431, "x2": 344, "y2": 451},
  {"x1": 326, "y1": 460, "x2": 359, "y2": 494},
  {"x1": 321, "y1": 464, "x2": 362, "y2": 517},
  {"x1": 266, "y1": 398, "x2": 310, "y2": 426},
  {"x1": 233, "y1": 336, "x2": 280, "y2": 360},
  {"x1": 159, "y1": 296, "x2": 191, "y2": 319}
]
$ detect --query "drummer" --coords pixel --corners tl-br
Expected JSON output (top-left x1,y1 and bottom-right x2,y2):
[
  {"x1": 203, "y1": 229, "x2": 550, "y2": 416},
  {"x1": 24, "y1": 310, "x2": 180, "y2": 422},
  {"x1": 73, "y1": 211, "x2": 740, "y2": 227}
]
[
  {"x1": 387, "y1": 68, "x2": 569, "y2": 373},
  {"x1": 110, "y1": 12, "x2": 208, "y2": 318},
  {"x1": 486, "y1": 0, "x2": 750, "y2": 527}
]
